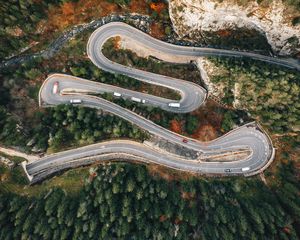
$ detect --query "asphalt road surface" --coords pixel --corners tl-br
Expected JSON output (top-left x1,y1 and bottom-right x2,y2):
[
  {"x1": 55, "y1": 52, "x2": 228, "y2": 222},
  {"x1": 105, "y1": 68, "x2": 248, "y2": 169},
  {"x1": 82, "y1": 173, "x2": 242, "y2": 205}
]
[{"x1": 24, "y1": 22, "x2": 284, "y2": 183}]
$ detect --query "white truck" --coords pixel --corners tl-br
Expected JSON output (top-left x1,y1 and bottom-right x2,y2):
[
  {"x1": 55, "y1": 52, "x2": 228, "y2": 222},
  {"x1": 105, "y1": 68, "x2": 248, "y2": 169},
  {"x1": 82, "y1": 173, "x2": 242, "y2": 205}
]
[
  {"x1": 70, "y1": 99, "x2": 82, "y2": 104},
  {"x1": 131, "y1": 97, "x2": 141, "y2": 103},
  {"x1": 168, "y1": 102, "x2": 180, "y2": 108},
  {"x1": 113, "y1": 92, "x2": 121, "y2": 97},
  {"x1": 241, "y1": 167, "x2": 250, "y2": 172},
  {"x1": 52, "y1": 82, "x2": 59, "y2": 94}
]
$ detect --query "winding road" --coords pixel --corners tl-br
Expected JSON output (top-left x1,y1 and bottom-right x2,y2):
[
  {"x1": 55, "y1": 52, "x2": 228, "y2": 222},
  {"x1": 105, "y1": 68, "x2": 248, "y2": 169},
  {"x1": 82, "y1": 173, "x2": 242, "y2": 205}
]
[{"x1": 23, "y1": 22, "x2": 283, "y2": 183}]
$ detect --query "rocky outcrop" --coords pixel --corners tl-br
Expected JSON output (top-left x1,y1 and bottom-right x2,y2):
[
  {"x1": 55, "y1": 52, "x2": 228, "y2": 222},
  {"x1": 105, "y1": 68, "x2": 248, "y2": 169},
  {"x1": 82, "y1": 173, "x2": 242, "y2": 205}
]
[{"x1": 169, "y1": 0, "x2": 300, "y2": 56}]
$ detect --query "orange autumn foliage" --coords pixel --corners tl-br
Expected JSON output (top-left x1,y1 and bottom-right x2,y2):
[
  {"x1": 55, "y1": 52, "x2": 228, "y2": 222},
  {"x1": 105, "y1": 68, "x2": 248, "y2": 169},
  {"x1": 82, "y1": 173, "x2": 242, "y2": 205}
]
[
  {"x1": 150, "y1": 2, "x2": 166, "y2": 13},
  {"x1": 170, "y1": 119, "x2": 182, "y2": 134},
  {"x1": 150, "y1": 22, "x2": 165, "y2": 39},
  {"x1": 129, "y1": 0, "x2": 148, "y2": 14},
  {"x1": 46, "y1": 0, "x2": 120, "y2": 31},
  {"x1": 62, "y1": 2, "x2": 75, "y2": 16},
  {"x1": 217, "y1": 29, "x2": 232, "y2": 37},
  {"x1": 113, "y1": 36, "x2": 121, "y2": 49},
  {"x1": 192, "y1": 124, "x2": 217, "y2": 142},
  {"x1": 42, "y1": 0, "x2": 164, "y2": 42}
]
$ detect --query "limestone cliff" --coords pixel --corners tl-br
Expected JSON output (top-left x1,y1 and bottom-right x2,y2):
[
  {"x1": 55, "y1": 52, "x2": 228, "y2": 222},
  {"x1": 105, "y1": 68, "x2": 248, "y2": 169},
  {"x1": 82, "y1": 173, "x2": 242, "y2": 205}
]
[{"x1": 169, "y1": 0, "x2": 300, "y2": 56}]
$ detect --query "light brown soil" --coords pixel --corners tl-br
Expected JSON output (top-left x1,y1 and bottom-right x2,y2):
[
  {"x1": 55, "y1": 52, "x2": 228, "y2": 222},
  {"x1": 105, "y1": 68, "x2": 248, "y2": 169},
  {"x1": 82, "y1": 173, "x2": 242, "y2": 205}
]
[
  {"x1": 150, "y1": 22, "x2": 166, "y2": 39},
  {"x1": 181, "y1": 190, "x2": 195, "y2": 200},
  {"x1": 186, "y1": 99, "x2": 224, "y2": 140},
  {"x1": 147, "y1": 164, "x2": 176, "y2": 181},
  {"x1": 147, "y1": 164, "x2": 197, "y2": 181},
  {"x1": 169, "y1": 119, "x2": 183, "y2": 134},
  {"x1": 192, "y1": 124, "x2": 218, "y2": 142}
]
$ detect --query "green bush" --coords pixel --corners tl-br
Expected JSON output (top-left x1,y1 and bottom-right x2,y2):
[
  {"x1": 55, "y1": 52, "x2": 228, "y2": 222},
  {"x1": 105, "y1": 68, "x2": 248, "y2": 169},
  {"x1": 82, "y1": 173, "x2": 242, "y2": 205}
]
[
  {"x1": 209, "y1": 57, "x2": 300, "y2": 133},
  {"x1": 10, "y1": 166, "x2": 28, "y2": 185},
  {"x1": 0, "y1": 162, "x2": 299, "y2": 239}
]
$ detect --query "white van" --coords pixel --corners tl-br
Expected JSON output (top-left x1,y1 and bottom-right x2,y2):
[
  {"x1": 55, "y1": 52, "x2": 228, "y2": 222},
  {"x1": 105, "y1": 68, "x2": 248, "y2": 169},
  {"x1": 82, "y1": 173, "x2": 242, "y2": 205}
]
[
  {"x1": 113, "y1": 92, "x2": 121, "y2": 97},
  {"x1": 70, "y1": 99, "x2": 82, "y2": 104},
  {"x1": 242, "y1": 167, "x2": 250, "y2": 172},
  {"x1": 131, "y1": 97, "x2": 142, "y2": 103},
  {"x1": 168, "y1": 103, "x2": 180, "y2": 108}
]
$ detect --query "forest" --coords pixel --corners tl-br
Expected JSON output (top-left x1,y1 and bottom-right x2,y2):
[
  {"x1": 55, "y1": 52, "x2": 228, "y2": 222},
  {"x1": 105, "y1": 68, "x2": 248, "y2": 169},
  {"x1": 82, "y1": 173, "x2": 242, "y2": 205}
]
[
  {"x1": 100, "y1": 92, "x2": 246, "y2": 136},
  {"x1": 208, "y1": 57, "x2": 300, "y2": 133},
  {"x1": 0, "y1": 40, "x2": 246, "y2": 153},
  {"x1": 0, "y1": 0, "x2": 171, "y2": 62},
  {"x1": 0, "y1": 104, "x2": 148, "y2": 153},
  {"x1": 0, "y1": 0, "x2": 78, "y2": 60},
  {"x1": 0, "y1": 0, "x2": 176, "y2": 153},
  {"x1": 65, "y1": 53, "x2": 246, "y2": 139},
  {"x1": 0, "y1": 160, "x2": 299, "y2": 240},
  {"x1": 0, "y1": 1, "x2": 299, "y2": 239}
]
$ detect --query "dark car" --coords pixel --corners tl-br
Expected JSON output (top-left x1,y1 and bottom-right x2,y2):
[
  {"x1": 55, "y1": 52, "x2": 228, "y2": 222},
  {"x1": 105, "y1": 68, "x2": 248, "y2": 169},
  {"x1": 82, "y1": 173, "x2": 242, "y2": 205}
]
[
  {"x1": 224, "y1": 169, "x2": 232, "y2": 173},
  {"x1": 182, "y1": 138, "x2": 188, "y2": 143}
]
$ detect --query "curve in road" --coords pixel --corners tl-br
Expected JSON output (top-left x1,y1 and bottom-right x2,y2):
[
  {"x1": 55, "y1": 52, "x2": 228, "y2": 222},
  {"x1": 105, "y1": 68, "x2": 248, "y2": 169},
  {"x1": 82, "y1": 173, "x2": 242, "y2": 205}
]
[{"x1": 24, "y1": 22, "x2": 282, "y2": 183}]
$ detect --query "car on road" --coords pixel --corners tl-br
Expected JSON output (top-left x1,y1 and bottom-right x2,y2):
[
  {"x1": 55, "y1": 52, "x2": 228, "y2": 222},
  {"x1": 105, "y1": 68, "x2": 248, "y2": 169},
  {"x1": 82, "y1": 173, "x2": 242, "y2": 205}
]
[
  {"x1": 29, "y1": 23, "x2": 277, "y2": 182},
  {"x1": 131, "y1": 97, "x2": 141, "y2": 103},
  {"x1": 52, "y1": 82, "x2": 59, "y2": 94},
  {"x1": 168, "y1": 102, "x2": 180, "y2": 108},
  {"x1": 242, "y1": 167, "x2": 250, "y2": 172},
  {"x1": 70, "y1": 99, "x2": 82, "y2": 104},
  {"x1": 113, "y1": 92, "x2": 121, "y2": 97}
]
